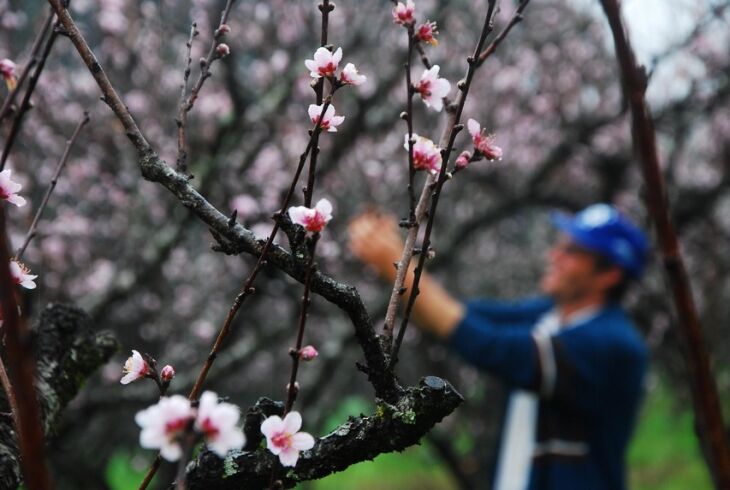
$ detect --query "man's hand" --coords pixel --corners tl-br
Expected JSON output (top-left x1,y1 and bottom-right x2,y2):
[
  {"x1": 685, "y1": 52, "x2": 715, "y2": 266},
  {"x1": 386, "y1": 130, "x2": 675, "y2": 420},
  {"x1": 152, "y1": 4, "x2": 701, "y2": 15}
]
[
  {"x1": 348, "y1": 211, "x2": 403, "y2": 281},
  {"x1": 348, "y1": 210, "x2": 464, "y2": 340}
]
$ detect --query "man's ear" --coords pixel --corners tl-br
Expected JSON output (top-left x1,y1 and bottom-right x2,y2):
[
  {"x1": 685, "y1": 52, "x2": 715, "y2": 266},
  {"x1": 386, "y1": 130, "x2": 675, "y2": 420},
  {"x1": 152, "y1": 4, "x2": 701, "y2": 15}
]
[{"x1": 598, "y1": 266, "x2": 624, "y2": 291}]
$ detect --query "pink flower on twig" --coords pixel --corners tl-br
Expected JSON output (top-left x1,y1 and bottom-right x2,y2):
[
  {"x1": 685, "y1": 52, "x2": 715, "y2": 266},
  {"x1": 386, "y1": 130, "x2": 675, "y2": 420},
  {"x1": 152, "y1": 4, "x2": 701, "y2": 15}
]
[
  {"x1": 0, "y1": 59, "x2": 16, "y2": 91},
  {"x1": 308, "y1": 104, "x2": 345, "y2": 133},
  {"x1": 467, "y1": 119, "x2": 503, "y2": 161},
  {"x1": 195, "y1": 391, "x2": 246, "y2": 457},
  {"x1": 416, "y1": 21, "x2": 439, "y2": 46},
  {"x1": 392, "y1": 0, "x2": 415, "y2": 26},
  {"x1": 339, "y1": 63, "x2": 366, "y2": 86},
  {"x1": 0, "y1": 170, "x2": 26, "y2": 207},
  {"x1": 404, "y1": 134, "x2": 442, "y2": 174},
  {"x1": 261, "y1": 411, "x2": 315, "y2": 467},
  {"x1": 10, "y1": 260, "x2": 36, "y2": 289},
  {"x1": 135, "y1": 395, "x2": 195, "y2": 462},
  {"x1": 120, "y1": 350, "x2": 151, "y2": 385},
  {"x1": 415, "y1": 65, "x2": 451, "y2": 112},
  {"x1": 288, "y1": 198, "x2": 333, "y2": 233},
  {"x1": 304, "y1": 47, "x2": 342, "y2": 79}
]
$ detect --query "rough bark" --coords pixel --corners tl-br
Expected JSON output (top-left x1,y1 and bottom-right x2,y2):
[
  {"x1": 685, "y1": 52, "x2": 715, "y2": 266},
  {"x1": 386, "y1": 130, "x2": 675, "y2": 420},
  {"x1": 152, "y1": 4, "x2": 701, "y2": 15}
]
[
  {"x1": 0, "y1": 303, "x2": 118, "y2": 489},
  {"x1": 184, "y1": 376, "x2": 463, "y2": 489}
]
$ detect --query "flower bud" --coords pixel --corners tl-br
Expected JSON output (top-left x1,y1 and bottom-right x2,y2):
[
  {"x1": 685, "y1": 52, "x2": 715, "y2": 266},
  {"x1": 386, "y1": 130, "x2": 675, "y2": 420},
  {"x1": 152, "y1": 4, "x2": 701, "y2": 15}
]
[
  {"x1": 217, "y1": 24, "x2": 231, "y2": 35},
  {"x1": 299, "y1": 345, "x2": 319, "y2": 361},
  {"x1": 160, "y1": 365, "x2": 175, "y2": 383},
  {"x1": 216, "y1": 43, "x2": 231, "y2": 57}
]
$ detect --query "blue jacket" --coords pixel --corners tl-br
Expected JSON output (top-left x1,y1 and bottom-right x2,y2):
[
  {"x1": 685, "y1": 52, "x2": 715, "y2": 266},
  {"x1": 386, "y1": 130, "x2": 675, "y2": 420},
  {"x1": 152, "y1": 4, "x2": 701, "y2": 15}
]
[{"x1": 448, "y1": 296, "x2": 648, "y2": 490}]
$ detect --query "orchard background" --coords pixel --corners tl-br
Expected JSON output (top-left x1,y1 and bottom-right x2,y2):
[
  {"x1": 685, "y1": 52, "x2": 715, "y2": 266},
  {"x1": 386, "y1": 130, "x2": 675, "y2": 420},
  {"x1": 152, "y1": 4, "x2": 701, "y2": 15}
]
[{"x1": 0, "y1": 0, "x2": 729, "y2": 488}]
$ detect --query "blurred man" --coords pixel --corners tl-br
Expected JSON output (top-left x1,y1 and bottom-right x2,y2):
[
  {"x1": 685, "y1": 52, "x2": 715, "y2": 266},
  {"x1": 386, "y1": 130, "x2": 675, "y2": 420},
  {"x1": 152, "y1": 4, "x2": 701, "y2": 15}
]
[{"x1": 348, "y1": 203, "x2": 649, "y2": 490}]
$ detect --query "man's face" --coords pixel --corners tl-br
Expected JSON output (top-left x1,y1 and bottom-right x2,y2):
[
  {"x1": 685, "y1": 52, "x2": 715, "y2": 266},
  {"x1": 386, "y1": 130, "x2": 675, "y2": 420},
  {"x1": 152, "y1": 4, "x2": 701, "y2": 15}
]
[{"x1": 540, "y1": 235, "x2": 620, "y2": 303}]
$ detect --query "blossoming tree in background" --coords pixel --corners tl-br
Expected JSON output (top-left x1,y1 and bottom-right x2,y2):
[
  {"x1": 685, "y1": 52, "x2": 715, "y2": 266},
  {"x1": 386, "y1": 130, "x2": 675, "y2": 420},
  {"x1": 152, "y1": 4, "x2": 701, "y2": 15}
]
[{"x1": 0, "y1": 0, "x2": 729, "y2": 488}]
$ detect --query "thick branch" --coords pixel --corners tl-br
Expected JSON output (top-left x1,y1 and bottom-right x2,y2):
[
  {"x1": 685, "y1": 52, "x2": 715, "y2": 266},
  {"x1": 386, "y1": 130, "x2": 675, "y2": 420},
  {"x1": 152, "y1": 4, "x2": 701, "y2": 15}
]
[
  {"x1": 185, "y1": 376, "x2": 463, "y2": 489},
  {"x1": 0, "y1": 303, "x2": 118, "y2": 489}
]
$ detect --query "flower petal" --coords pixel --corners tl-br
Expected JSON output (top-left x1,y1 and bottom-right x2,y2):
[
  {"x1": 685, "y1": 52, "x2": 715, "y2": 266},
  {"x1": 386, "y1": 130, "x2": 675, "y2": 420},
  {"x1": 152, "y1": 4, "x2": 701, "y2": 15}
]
[
  {"x1": 278, "y1": 447, "x2": 300, "y2": 467},
  {"x1": 282, "y1": 411, "x2": 302, "y2": 434},
  {"x1": 260, "y1": 415, "x2": 284, "y2": 438},
  {"x1": 290, "y1": 431, "x2": 315, "y2": 451}
]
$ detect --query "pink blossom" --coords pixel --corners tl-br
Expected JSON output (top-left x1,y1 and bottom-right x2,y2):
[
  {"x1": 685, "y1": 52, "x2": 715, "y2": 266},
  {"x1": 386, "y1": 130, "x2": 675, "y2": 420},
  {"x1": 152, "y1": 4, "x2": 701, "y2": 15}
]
[
  {"x1": 415, "y1": 65, "x2": 451, "y2": 112},
  {"x1": 160, "y1": 365, "x2": 175, "y2": 383},
  {"x1": 304, "y1": 47, "x2": 342, "y2": 79},
  {"x1": 216, "y1": 43, "x2": 230, "y2": 57},
  {"x1": 216, "y1": 24, "x2": 231, "y2": 35},
  {"x1": 392, "y1": 0, "x2": 415, "y2": 26},
  {"x1": 416, "y1": 21, "x2": 439, "y2": 46},
  {"x1": 135, "y1": 396, "x2": 195, "y2": 461},
  {"x1": 0, "y1": 59, "x2": 16, "y2": 91},
  {"x1": 308, "y1": 104, "x2": 345, "y2": 133},
  {"x1": 404, "y1": 133, "x2": 442, "y2": 174},
  {"x1": 260, "y1": 411, "x2": 315, "y2": 467},
  {"x1": 121, "y1": 350, "x2": 151, "y2": 384},
  {"x1": 195, "y1": 391, "x2": 246, "y2": 457},
  {"x1": 467, "y1": 119, "x2": 503, "y2": 160},
  {"x1": 299, "y1": 345, "x2": 318, "y2": 361},
  {"x1": 455, "y1": 150, "x2": 472, "y2": 169},
  {"x1": 288, "y1": 198, "x2": 333, "y2": 233},
  {"x1": 9, "y1": 260, "x2": 36, "y2": 289},
  {"x1": 0, "y1": 169, "x2": 26, "y2": 207},
  {"x1": 339, "y1": 63, "x2": 366, "y2": 86}
]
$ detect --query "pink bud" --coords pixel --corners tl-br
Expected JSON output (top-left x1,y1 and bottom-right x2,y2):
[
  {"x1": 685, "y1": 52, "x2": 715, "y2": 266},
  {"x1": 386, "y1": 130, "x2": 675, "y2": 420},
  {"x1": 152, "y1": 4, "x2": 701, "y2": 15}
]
[
  {"x1": 216, "y1": 43, "x2": 230, "y2": 57},
  {"x1": 160, "y1": 365, "x2": 175, "y2": 382},
  {"x1": 299, "y1": 345, "x2": 319, "y2": 361},
  {"x1": 217, "y1": 24, "x2": 231, "y2": 35},
  {"x1": 455, "y1": 151, "x2": 472, "y2": 169},
  {"x1": 416, "y1": 21, "x2": 439, "y2": 46}
]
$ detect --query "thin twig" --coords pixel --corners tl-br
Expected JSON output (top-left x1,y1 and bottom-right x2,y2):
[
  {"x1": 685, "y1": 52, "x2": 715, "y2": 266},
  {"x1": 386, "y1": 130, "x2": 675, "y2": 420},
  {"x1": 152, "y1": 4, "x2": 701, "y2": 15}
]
[
  {"x1": 0, "y1": 9, "x2": 54, "y2": 123},
  {"x1": 0, "y1": 208, "x2": 51, "y2": 490},
  {"x1": 476, "y1": 1, "x2": 529, "y2": 67},
  {"x1": 405, "y1": 24, "x2": 416, "y2": 224},
  {"x1": 176, "y1": 0, "x2": 235, "y2": 175},
  {"x1": 284, "y1": 234, "x2": 320, "y2": 414},
  {"x1": 391, "y1": 0, "x2": 531, "y2": 364},
  {"x1": 175, "y1": 22, "x2": 199, "y2": 173},
  {"x1": 269, "y1": 234, "x2": 320, "y2": 489},
  {"x1": 0, "y1": 355, "x2": 20, "y2": 434},
  {"x1": 382, "y1": 0, "x2": 501, "y2": 346},
  {"x1": 0, "y1": 20, "x2": 60, "y2": 171},
  {"x1": 304, "y1": 0, "x2": 333, "y2": 207},
  {"x1": 14, "y1": 112, "x2": 89, "y2": 261}
]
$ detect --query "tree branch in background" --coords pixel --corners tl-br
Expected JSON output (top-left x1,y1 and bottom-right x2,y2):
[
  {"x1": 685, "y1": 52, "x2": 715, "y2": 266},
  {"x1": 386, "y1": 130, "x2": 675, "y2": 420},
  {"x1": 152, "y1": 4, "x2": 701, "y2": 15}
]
[
  {"x1": 14, "y1": 111, "x2": 89, "y2": 260},
  {"x1": 0, "y1": 208, "x2": 51, "y2": 490},
  {"x1": 598, "y1": 0, "x2": 730, "y2": 486},
  {"x1": 0, "y1": 304, "x2": 118, "y2": 489}
]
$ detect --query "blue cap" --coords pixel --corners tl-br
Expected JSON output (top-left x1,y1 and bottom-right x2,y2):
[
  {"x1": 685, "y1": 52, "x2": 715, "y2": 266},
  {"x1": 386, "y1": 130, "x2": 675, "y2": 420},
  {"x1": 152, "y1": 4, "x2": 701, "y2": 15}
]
[{"x1": 550, "y1": 204, "x2": 649, "y2": 279}]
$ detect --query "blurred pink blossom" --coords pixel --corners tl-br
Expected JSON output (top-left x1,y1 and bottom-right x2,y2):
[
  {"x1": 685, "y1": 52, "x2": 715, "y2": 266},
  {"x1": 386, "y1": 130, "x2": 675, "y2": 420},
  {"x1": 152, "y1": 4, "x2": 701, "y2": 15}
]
[
  {"x1": 0, "y1": 169, "x2": 26, "y2": 207},
  {"x1": 135, "y1": 395, "x2": 195, "y2": 461},
  {"x1": 195, "y1": 391, "x2": 246, "y2": 457}
]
